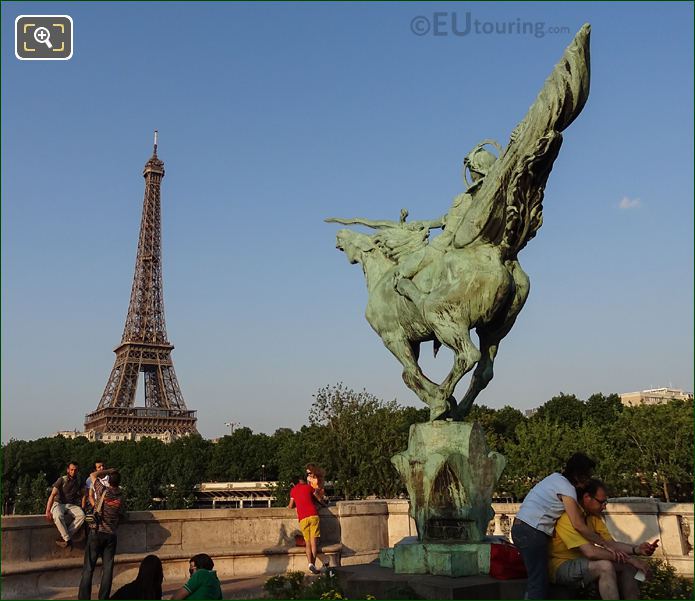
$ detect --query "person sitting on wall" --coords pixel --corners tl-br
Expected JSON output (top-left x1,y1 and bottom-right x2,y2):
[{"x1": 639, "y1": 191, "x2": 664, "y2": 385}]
[
  {"x1": 171, "y1": 553, "x2": 222, "y2": 600},
  {"x1": 45, "y1": 460, "x2": 86, "y2": 549},
  {"x1": 549, "y1": 478, "x2": 658, "y2": 599},
  {"x1": 511, "y1": 452, "x2": 629, "y2": 599}
]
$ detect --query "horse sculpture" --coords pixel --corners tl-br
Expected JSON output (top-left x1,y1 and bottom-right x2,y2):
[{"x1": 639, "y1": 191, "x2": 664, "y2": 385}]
[{"x1": 328, "y1": 25, "x2": 591, "y2": 421}]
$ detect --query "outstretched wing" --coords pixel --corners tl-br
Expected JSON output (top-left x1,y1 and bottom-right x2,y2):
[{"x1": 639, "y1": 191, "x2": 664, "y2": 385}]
[{"x1": 453, "y1": 24, "x2": 591, "y2": 259}]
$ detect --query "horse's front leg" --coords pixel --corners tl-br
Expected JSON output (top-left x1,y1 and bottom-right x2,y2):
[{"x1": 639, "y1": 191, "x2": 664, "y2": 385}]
[
  {"x1": 453, "y1": 336, "x2": 499, "y2": 420},
  {"x1": 435, "y1": 325, "x2": 481, "y2": 418},
  {"x1": 454, "y1": 260, "x2": 529, "y2": 419},
  {"x1": 453, "y1": 308, "x2": 519, "y2": 419},
  {"x1": 381, "y1": 333, "x2": 445, "y2": 420}
]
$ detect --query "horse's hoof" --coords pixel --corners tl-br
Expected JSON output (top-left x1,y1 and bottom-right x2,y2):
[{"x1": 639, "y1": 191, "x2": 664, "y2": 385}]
[
  {"x1": 451, "y1": 403, "x2": 472, "y2": 421},
  {"x1": 429, "y1": 395, "x2": 459, "y2": 421},
  {"x1": 429, "y1": 404, "x2": 450, "y2": 421}
]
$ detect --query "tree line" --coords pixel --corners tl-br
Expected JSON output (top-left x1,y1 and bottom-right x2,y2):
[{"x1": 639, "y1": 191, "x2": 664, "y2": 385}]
[{"x1": 2, "y1": 384, "x2": 692, "y2": 514}]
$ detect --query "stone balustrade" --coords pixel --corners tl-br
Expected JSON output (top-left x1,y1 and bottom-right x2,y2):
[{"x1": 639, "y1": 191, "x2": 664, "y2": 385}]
[{"x1": 2, "y1": 498, "x2": 691, "y2": 599}]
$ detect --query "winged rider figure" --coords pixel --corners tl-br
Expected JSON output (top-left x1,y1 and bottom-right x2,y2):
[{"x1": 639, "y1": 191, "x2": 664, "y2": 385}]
[{"x1": 327, "y1": 25, "x2": 591, "y2": 422}]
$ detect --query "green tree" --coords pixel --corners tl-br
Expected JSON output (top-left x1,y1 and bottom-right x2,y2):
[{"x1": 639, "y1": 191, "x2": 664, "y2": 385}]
[
  {"x1": 584, "y1": 393, "x2": 623, "y2": 427},
  {"x1": 469, "y1": 404, "x2": 526, "y2": 453},
  {"x1": 2, "y1": 439, "x2": 27, "y2": 512},
  {"x1": 467, "y1": 405, "x2": 500, "y2": 450},
  {"x1": 29, "y1": 471, "x2": 51, "y2": 514},
  {"x1": 274, "y1": 427, "x2": 313, "y2": 482},
  {"x1": 307, "y1": 384, "x2": 412, "y2": 499},
  {"x1": 500, "y1": 418, "x2": 577, "y2": 498},
  {"x1": 163, "y1": 435, "x2": 212, "y2": 509},
  {"x1": 208, "y1": 428, "x2": 274, "y2": 482},
  {"x1": 617, "y1": 401, "x2": 693, "y2": 501},
  {"x1": 492, "y1": 405, "x2": 526, "y2": 444},
  {"x1": 13, "y1": 473, "x2": 34, "y2": 515},
  {"x1": 12, "y1": 471, "x2": 49, "y2": 515},
  {"x1": 533, "y1": 393, "x2": 585, "y2": 428}
]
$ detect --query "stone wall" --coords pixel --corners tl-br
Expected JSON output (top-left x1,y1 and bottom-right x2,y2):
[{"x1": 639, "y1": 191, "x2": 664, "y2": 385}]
[
  {"x1": 1, "y1": 507, "x2": 342, "y2": 599},
  {"x1": 2, "y1": 499, "x2": 692, "y2": 599},
  {"x1": 336, "y1": 498, "x2": 694, "y2": 576},
  {"x1": 2, "y1": 506, "x2": 339, "y2": 564}
]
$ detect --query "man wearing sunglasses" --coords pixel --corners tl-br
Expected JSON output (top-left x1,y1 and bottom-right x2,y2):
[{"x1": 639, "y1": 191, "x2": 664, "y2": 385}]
[
  {"x1": 548, "y1": 478, "x2": 658, "y2": 599},
  {"x1": 172, "y1": 553, "x2": 222, "y2": 600}
]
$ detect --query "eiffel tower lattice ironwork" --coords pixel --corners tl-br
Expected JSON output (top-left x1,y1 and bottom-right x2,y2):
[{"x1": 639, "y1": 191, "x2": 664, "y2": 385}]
[{"x1": 84, "y1": 132, "x2": 197, "y2": 437}]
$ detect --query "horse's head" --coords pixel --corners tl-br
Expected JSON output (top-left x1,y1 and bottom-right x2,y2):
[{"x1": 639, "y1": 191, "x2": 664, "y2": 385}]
[
  {"x1": 335, "y1": 228, "x2": 396, "y2": 294},
  {"x1": 336, "y1": 229, "x2": 374, "y2": 264}
]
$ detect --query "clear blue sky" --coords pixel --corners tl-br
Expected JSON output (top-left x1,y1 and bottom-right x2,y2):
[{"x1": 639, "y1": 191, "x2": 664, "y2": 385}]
[{"x1": 2, "y1": 2, "x2": 693, "y2": 442}]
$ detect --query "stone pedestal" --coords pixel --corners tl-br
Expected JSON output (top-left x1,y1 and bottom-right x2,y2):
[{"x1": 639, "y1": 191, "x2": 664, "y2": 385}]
[
  {"x1": 386, "y1": 421, "x2": 505, "y2": 576},
  {"x1": 380, "y1": 537, "x2": 492, "y2": 577},
  {"x1": 391, "y1": 421, "x2": 505, "y2": 544}
]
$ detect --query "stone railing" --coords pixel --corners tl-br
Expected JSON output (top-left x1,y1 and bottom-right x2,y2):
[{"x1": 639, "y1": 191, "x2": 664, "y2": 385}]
[
  {"x1": 364, "y1": 498, "x2": 693, "y2": 577},
  {"x1": 2, "y1": 498, "x2": 692, "y2": 599},
  {"x1": 1, "y1": 506, "x2": 342, "y2": 599}
]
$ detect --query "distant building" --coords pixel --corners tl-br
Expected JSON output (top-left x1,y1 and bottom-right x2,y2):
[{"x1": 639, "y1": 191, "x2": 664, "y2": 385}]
[
  {"x1": 55, "y1": 430, "x2": 185, "y2": 444},
  {"x1": 55, "y1": 430, "x2": 84, "y2": 440},
  {"x1": 194, "y1": 481, "x2": 276, "y2": 509},
  {"x1": 524, "y1": 408, "x2": 538, "y2": 417},
  {"x1": 620, "y1": 387, "x2": 693, "y2": 407}
]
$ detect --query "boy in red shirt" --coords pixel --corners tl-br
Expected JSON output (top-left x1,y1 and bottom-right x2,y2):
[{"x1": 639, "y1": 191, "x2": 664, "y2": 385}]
[{"x1": 288, "y1": 476, "x2": 327, "y2": 574}]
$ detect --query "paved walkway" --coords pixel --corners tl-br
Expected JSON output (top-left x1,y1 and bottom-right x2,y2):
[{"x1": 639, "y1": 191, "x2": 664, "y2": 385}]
[{"x1": 51, "y1": 574, "x2": 272, "y2": 600}]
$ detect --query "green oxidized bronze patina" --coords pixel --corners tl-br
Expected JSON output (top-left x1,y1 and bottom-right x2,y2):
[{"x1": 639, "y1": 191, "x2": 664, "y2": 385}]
[
  {"x1": 328, "y1": 27, "x2": 591, "y2": 558},
  {"x1": 392, "y1": 421, "x2": 506, "y2": 545},
  {"x1": 328, "y1": 25, "x2": 591, "y2": 424}
]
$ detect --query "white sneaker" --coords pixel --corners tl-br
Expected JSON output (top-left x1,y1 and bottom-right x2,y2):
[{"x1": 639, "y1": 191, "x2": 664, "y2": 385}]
[{"x1": 308, "y1": 563, "x2": 320, "y2": 574}]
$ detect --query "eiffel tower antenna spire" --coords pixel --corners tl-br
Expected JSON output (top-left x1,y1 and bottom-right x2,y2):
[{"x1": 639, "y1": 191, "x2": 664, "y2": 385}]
[{"x1": 84, "y1": 135, "x2": 197, "y2": 442}]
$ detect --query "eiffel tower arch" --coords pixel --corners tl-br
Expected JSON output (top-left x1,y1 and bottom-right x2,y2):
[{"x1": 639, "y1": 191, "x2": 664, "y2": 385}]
[{"x1": 84, "y1": 133, "x2": 198, "y2": 440}]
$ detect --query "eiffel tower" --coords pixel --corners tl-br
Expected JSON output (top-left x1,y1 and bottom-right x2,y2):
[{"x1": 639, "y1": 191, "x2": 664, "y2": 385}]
[{"x1": 84, "y1": 132, "x2": 197, "y2": 440}]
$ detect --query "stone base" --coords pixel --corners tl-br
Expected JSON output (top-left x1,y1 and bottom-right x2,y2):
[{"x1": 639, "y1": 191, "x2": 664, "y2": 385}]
[
  {"x1": 336, "y1": 562, "x2": 526, "y2": 600},
  {"x1": 391, "y1": 421, "x2": 506, "y2": 545},
  {"x1": 380, "y1": 537, "x2": 491, "y2": 577}
]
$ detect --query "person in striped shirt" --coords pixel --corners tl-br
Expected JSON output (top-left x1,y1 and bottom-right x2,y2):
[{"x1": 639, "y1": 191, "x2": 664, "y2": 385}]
[{"x1": 78, "y1": 467, "x2": 125, "y2": 600}]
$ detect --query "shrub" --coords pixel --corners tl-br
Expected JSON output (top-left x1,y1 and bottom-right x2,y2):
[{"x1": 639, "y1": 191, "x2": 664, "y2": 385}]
[
  {"x1": 302, "y1": 572, "x2": 345, "y2": 599},
  {"x1": 263, "y1": 571, "x2": 347, "y2": 600},
  {"x1": 641, "y1": 559, "x2": 694, "y2": 600},
  {"x1": 264, "y1": 571, "x2": 306, "y2": 599},
  {"x1": 570, "y1": 558, "x2": 693, "y2": 601},
  {"x1": 263, "y1": 571, "x2": 378, "y2": 600}
]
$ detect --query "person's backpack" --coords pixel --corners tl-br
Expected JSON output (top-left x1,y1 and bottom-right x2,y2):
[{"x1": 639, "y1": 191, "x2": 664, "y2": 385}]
[{"x1": 85, "y1": 487, "x2": 105, "y2": 530}]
